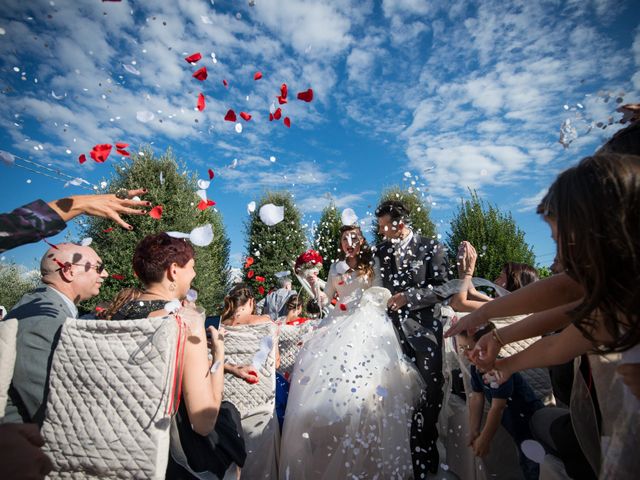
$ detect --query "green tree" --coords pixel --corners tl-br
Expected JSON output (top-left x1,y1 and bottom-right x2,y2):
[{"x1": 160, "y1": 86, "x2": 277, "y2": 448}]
[
  {"x1": 373, "y1": 186, "x2": 436, "y2": 243},
  {"x1": 447, "y1": 191, "x2": 536, "y2": 281},
  {"x1": 79, "y1": 147, "x2": 230, "y2": 314},
  {"x1": 0, "y1": 261, "x2": 39, "y2": 311},
  {"x1": 536, "y1": 265, "x2": 553, "y2": 279},
  {"x1": 244, "y1": 191, "x2": 306, "y2": 300},
  {"x1": 313, "y1": 202, "x2": 342, "y2": 277}
]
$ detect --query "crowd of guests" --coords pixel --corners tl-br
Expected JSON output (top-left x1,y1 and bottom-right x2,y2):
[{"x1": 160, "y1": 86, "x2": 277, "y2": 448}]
[{"x1": 0, "y1": 117, "x2": 638, "y2": 479}]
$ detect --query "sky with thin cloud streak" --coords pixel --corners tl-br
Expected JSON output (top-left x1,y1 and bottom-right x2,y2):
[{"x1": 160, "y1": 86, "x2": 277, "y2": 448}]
[{"x1": 0, "y1": 0, "x2": 638, "y2": 271}]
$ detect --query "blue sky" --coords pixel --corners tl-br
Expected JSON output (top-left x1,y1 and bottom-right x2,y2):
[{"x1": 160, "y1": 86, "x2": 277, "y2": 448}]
[{"x1": 1, "y1": 0, "x2": 638, "y2": 271}]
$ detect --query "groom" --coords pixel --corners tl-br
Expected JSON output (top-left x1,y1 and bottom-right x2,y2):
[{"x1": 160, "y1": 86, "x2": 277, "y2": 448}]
[{"x1": 374, "y1": 200, "x2": 449, "y2": 477}]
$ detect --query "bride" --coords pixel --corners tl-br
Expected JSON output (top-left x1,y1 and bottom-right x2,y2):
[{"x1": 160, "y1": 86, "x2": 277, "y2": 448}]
[{"x1": 279, "y1": 223, "x2": 424, "y2": 479}]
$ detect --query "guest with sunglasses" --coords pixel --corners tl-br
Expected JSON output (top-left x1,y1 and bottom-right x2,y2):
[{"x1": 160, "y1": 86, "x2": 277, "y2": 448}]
[{"x1": 2, "y1": 242, "x2": 109, "y2": 425}]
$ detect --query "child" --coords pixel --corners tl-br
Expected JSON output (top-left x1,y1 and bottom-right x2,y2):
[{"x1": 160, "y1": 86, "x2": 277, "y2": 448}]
[{"x1": 458, "y1": 323, "x2": 544, "y2": 480}]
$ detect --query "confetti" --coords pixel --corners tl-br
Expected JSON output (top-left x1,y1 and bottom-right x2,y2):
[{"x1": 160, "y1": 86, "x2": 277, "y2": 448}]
[
  {"x1": 64, "y1": 177, "x2": 90, "y2": 187},
  {"x1": 116, "y1": 148, "x2": 130, "y2": 157},
  {"x1": 123, "y1": 64, "x2": 140, "y2": 76},
  {"x1": 274, "y1": 108, "x2": 282, "y2": 120},
  {"x1": 78, "y1": 154, "x2": 86, "y2": 164},
  {"x1": 51, "y1": 91, "x2": 65, "y2": 100},
  {"x1": 269, "y1": 156, "x2": 276, "y2": 163},
  {"x1": 247, "y1": 201, "x2": 256, "y2": 213},
  {"x1": 255, "y1": 276, "x2": 265, "y2": 282},
  {"x1": 164, "y1": 300, "x2": 181, "y2": 314},
  {"x1": 208, "y1": 168, "x2": 214, "y2": 180},
  {"x1": 280, "y1": 83, "x2": 288, "y2": 99},
  {"x1": 247, "y1": 270, "x2": 255, "y2": 279},
  {"x1": 184, "y1": 52, "x2": 202, "y2": 63},
  {"x1": 258, "y1": 286, "x2": 265, "y2": 295},
  {"x1": 222, "y1": 79, "x2": 228, "y2": 87},
  {"x1": 186, "y1": 289, "x2": 198, "y2": 302},
  {"x1": 192, "y1": 67, "x2": 208, "y2": 81},
  {"x1": 559, "y1": 119, "x2": 577, "y2": 148},
  {"x1": 115, "y1": 142, "x2": 128, "y2": 149},
  {"x1": 259, "y1": 203, "x2": 284, "y2": 226},
  {"x1": 239, "y1": 112, "x2": 252, "y2": 121},
  {"x1": 197, "y1": 179, "x2": 211, "y2": 190},
  {"x1": 197, "y1": 199, "x2": 216, "y2": 210},
  {"x1": 80, "y1": 238, "x2": 93, "y2": 247},
  {"x1": 277, "y1": 96, "x2": 288, "y2": 105},
  {"x1": 111, "y1": 274, "x2": 125, "y2": 281},
  {"x1": 166, "y1": 224, "x2": 214, "y2": 247},
  {"x1": 341, "y1": 208, "x2": 357, "y2": 226},
  {"x1": 224, "y1": 109, "x2": 237, "y2": 122},
  {"x1": 244, "y1": 257, "x2": 255, "y2": 268},
  {"x1": 253, "y1": 71, "x2": 263, "y2": 80},
  {"x1": 90, "y1": 144, "x2": 112, "y2": 163},
  {"x1": 339, "y1": 303, "x2": 347, "y2": 311},
  {"x1": 148, "y1": 205, "x2": 163, "y2": 219},
  {"x1": 103, "y1": 227, "x2": 114, "y2": 233},
  {"x1": 297, "y1": 88, "x2": 313, "y2": 102},
  {"x1": 284, "y1": 117, "x2": 291, "y2": 128},
  {"x1": 136, "y1": 111, "x2": 155, "y2": 123},
  {"x1": 235, "y1": 123, "x2": 243, "y2": 133},
  {"x1": 375, "y1": 385, "x2": 388, "y2": 397},
  {"x1": 197, "y1": 93, "x2": 206, "y2": 111}
]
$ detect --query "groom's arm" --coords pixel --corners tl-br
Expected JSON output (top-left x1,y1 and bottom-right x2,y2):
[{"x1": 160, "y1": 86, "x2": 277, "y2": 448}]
[{"x1": 404, "y1": 242, "x2": 449, "y2": 311}]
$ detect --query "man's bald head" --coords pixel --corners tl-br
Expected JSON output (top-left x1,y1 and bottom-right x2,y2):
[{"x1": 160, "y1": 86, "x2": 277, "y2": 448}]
[{"x1": 40, "y1": 243, "x2": 108, "y2": 303}]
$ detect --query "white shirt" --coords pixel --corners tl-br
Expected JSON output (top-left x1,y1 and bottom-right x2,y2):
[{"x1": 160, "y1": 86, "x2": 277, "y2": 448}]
[{"x1": 48, "y1": 285, "x2": 79, "y2": 318}]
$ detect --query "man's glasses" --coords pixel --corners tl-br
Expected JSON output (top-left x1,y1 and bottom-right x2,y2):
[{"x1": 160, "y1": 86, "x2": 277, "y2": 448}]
[{"x1": 57, "y1": 262, "x2": 106, "y2": 274}]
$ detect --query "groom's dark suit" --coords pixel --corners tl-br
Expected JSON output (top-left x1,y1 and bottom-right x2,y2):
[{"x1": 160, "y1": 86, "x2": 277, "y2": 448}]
[{"x1": 375, "y1": 231, "x2": 449, "y2": 476}]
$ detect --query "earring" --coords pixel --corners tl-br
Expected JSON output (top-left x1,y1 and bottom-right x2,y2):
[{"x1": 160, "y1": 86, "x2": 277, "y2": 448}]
[{"x1": 168, "y1": 282, "x2": 177, "y2": 292}]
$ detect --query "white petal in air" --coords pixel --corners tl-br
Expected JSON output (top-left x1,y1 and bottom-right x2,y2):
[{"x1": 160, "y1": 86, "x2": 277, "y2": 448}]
[
  {"x1": 197, "y1": 179, "x2": 211, "y2": 190},
  {"x1": 136, "y1": 110, "x2": 155, "y2": 123},
  {"x1": 341, "y1": 208, "x2": 358, "y2": 226},
  {"x1": 259, "y1": 204, "x2": 284, "y2": 226},
  {"x1": 189, "y1": 224, "x2": 214, "y2": 247},
  {"x1": 196, "y1": 189, "x2": 208, "y2": 201},
  {"x1": 80, "y1": 237, "x2": 93, "y2": 247},
  {"x1": 247, "y1": 201, "x2": 256, "y2": 213},
  {"x1": 123, "y1": 64, "x2": 140, "y2": 76}
]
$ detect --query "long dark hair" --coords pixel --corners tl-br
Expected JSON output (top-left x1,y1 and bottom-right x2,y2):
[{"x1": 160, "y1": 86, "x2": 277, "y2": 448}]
[
  {"x1": 502, "y1": 262, "x2": 539, "y2": 292},
  {"x1": 338, "y1": 225, "x2": 374, "y2": 280},
  {"x1": 537, "y1": 153, "x2": 640, "y2": 353},
  {"x1": 221, "y1": 283, "x2": 254, "y2": 323}
]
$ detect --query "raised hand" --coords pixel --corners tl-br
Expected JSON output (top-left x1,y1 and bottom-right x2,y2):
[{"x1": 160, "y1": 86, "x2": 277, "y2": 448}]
[{"x1": 470, "y1": 330, "x2": 501, "y2": 370}]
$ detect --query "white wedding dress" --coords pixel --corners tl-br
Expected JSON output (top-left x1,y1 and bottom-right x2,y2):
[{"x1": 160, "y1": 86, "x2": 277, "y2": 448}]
[{"x1": 279, "y1": 264, "x2": 424, "y2": 479}]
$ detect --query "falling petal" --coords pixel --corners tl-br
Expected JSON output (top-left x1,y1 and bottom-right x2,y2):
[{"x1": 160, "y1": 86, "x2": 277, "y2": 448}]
[
  {"x1": 197, "y1": 179, "x2": 211, "y2": 190},
  {"x1": 297, "y1": 88, "x2": 313, "y2": 102},
  {"x1": 149, "y1": 205, "x2": 163, "y2": 219},
  {"x1": 197, "y1": 93, "x2": 206, "y2": 111},
  {"x1": 341, "y1": 208, "x2": 358, "y2": 226},
  {"x1": 247, "y1": 201, "x2": 256, "y2": 213},
  {"x1": 78, "y1": 154, "x2": 86, "y2": 164},
  {"x1": 123, "y1": 64, "x2": 140, "y2": 76},
  {"x1": 245, "y1": 257, "x2": 255, "y2": 268},
  {"x1": 259, "y1": 203, "x2": 284, "y2": 226},
  {"x1": 239, "y1": 111, "x2": 252, "y2": 121},
  {"x1": 235, "y1": 123, "x2": 243, "y2": 133},
  {"x1": 111, "y1": 274, "x2": 125, "y2": 281},
  {"x1": 80, "y1": 237, "x2": 93, "y2": 247},
  {"x1": 280, "y1": 83, "x2": 288, "y2": 99},
  {"x1": 90, "y1": 144, "x2": 112, "y2": 163},
  {"x1": 254, "y1": 71, "x2": 263, "y2": 80},
  {"x1": 224, "y1": 109, "x2": 237, "y2": 122},
  {"x1": 222, "y1": 79, "x2": 228, "y2": 87},
  {"x1": 136, "y1": 110, "x2": 155, "y2": 123},
  {"x1": 274, "y1": 108, "x2": 282, "y2": 120},
  {"x1": 184, "y1": 52, "x2": 202, "y2": 63},
  {"x1": 192, "y1": 67, "x2": 208, "y2": 81},
  {"x1": 277, "y1": 96, "x2": 288, "y2": 105},
  {"x1": 284, "y1": 117, "x2": 291, "y2": 128},
  {"x1": 208, "y1": 168, "x2": 214, "y2": 180}
]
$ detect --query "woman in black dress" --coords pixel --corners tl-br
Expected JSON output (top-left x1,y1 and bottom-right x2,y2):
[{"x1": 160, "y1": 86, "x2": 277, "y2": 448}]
[{"x1": 113, "y1": 232, "x2": 245, "y2": 479}]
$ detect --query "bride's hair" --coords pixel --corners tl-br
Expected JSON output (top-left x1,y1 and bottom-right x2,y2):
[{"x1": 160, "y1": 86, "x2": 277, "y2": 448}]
[
  {"x1": 338, "y1": 225, "x2": 374, "y2": 280},
  {"x1": 221, "y1": 283, "x2": 254, "y2": 323},
  {"x1": 537, "y1": 153, "x2": 640, "y2": 353}
]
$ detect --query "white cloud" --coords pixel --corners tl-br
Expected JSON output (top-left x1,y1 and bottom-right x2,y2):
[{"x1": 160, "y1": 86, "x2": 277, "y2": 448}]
[{"x1": 516, "y1": 187, "x2": 549, "y2": 213}]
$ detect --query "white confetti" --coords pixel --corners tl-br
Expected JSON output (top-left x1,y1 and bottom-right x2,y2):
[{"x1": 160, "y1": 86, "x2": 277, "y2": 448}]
[
  {"x1": 100, "y1": 181, "x2": 108, "y2": 189},
  {"x1": 403, "y1": 171, "x2": 412, "y2": 178},
  {"x1": 247, "y1": 201, "x2": 256, "y2": 213},
  {"x1": 196, "y1": 189, "x2": 208, "y2": 202},
  {"x1": 252, "y1": 335, "x2": 274, "y2": 370},
  {"x1": 0, "y1": 27, "x2": 6, "y2": 35},
  {"x1": 201, "y1": 15, "x2": 213, "y2": 24},
  {"x1": 167, "y1": 224, "x2": 214, "y2": 247},
  {"x1": 269, "y1": 156, "x2": 276, "y2": 163},
  {"x1": 51, "y1": 90, "x2": 65, "y2": 100},
  {"x1": 302, "y1": 432, "x2": 309, "y2": 439},
  {"x1": 197, "y1": 179, "x2": 211, "y2": 190},
  {"x1": 210, "y1": 360, "x2": 221, "y2": 374},
  {"x1": 164, "y1": 300, "x2": 181, "y2": 314},
  {"x1": 123, "y1": 64, "x2": 140, "y2": 76},
  {"x1": 80, "y1": 237, "x2": 93, "y2": 247},
  {"x1": 159, "y1": 171, "x2": 164, "y2": 185},
  {"x1": 186, "y1": 289, "x2": 198, "y2": 303},
  {"x1": 259, "y1": 204, "x2": 284, "y2": 226},
  {"x1": 341, "y1": 208, "x2": 358, "y2": 226},
  {"x1": 559, "y1": 119, "x2": 577, "y2": 148},
  {"x1": 64, "y1": 177, "x2": 90, "y2": 187},
  {"x1": 136, "y1": 110, "x2": 154, "y2": 123},
  {"x1": 235, "y1": 122, "x2": 243, "y2": 133}
]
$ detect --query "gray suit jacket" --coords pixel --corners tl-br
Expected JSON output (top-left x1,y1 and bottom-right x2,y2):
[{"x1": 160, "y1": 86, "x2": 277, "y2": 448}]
[{"x1": 2, "y1": 284, "x2": 76, "y2": 424}]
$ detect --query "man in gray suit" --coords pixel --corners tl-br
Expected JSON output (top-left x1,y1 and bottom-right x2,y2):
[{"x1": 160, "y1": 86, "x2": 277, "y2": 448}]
[{"x1": 3, "y1": 243, "x2": 108, "y2": 425}]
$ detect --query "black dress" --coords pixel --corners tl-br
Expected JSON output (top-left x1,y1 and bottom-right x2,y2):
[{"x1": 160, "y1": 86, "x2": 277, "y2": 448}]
[{"x1": 114, "y1": 300, "x2": 246, "y2": 479}]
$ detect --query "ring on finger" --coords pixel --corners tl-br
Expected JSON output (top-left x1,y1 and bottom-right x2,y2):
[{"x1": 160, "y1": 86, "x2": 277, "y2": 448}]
[{"x1": 115, "y1": 188, "x2": 129, "y2": 200}]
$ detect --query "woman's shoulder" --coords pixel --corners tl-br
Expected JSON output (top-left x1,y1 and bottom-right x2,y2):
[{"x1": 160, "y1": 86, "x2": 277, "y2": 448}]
[{"x1": 113, "y1": 299, "x2": 166, "y2": 320}]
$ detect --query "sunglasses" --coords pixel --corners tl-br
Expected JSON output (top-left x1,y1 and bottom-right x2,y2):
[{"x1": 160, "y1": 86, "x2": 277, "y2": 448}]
[{"x1": 57, "y1": 262, "x2": 106, "y2": 274}]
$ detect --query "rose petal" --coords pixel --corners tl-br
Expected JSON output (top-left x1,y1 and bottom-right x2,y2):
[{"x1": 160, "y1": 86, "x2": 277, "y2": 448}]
[
  {"x1": 269, "y1": 113, "x2": 274, "y2": 121},
  {"x1": 280, "y1": 83, "x2": 288, "y2": 99},
  {"x1": 189, "y1": 224, "x2": 214, "y2": 247},
  {"x1": 258, "y1": 286, "x2": 265, "y2": 295},
  {"x1": 239, "y1": 111, "x2": 252, "y2": 121},
  {"x1": 103, "y1": 227, "x2": 114, "y2": 233},
  {"x1": 297, "y1": 88, "x2": 313, "y2": 102},
  {"x1": 111, "y1": 274, "x2": 125, "y2": 281},
  {"x1": 78, "y1": 154, "x2": 86, "y2": 164},
  {"x1": 197, "y1": 179, "x2": 210, "y2": 190},
  {"x1": 247, "y1": 270, "x2": 255, "y2": 279},
  {"x1": 255, "y1": 276, "x2": 265, "y2": 282},
  {"x1": 116, "y1": 149, "x2": 130, "y2": 157},
  {"x1": 244, "y1": 257, "x2": 254, "y2": 268},
  {"x1": 185, "y1": 52, "x2": 202, "y2": 63},
  {"x1": 208, "y1": 168, "x2": 214, "y2": 180},
  {"x1": 192, "y1": 67, "x2": 208, "y2": 81},
  {"x1": 339, "y1": 303, "x2": 347, "y2": 311},
  {"x1": 224, "y1": 109, "x2": 237, "y2": 122},
  {"x1": 197, "y1": 93, "x2": 206, "y2": 111},
  {"x1": 222, "y1": 79, "x2": 228, "y2": 87},
  {"x1": 274, "y1": 108, "x2": 282, "y2": 120},
  {"x1": 254, "y1": 71, "x2": 262, "y2": 80},
  {"x1": 149, "y1": 205, "x2": 163, "y2": 219},
  {"x1": 90, "y1": 144, "x2": 112, "y2": 163},
  {"x1": 115, "y1": 142, "x2": 129, "y2": 149},
  {"x1": 259, "y1": 203, "x2": 284, "y2": 226},
  {"x1": 197, "y1": 199, "x2": 216, "y2": 210},
  {"x1": 277, "y1": 96, "x2": 288, "y2": 105},
  {"x1": 247, "y1": 201, "x2": 256, "y2": 213},
  {"x1": 284, "y1": 117, "x2": 291, "y2": 128}
]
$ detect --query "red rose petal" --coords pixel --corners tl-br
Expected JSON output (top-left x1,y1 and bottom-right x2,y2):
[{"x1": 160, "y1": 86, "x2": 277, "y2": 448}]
[
  {"x1": 103, "y1": 227, "x2": 114, "y2": 233},
  {"x1": 197, "y1": 199, "x2": 216, "y2": 210},
  {"x1": 274, "y1": 108, "x2": 282, "y2": 120},
  {"x1": 184, "y1": 52, "x2": 202, "y2": 63},
  {"x1": 277, "y1": 96, "x2": 288, "y2": 105},
  {"x1": 254, "y1": 71, "x2": 262, "y2": 80},
  {"x1": 258, "y1": 286, "x2": 265, "y2": 295},
  {"x1": 197, "y1": 93, "x2": 205, "y2": 111},
  {"x1": 239, "y1": 111, "x2": 252, "y2": 121},
  {"x1": 269, "y1": 113, "x2": 274, "y2": 121},
  {"x1": 90, "y1": 144, "x2": 112, "y2": 163},
  {"x1": 116, "y1": 149, "x2": 130, "y2": 157},
  {"x1": 115, "y1": 142, "x2": 129, "y2": 149},
  {"x1": 78, "y1": 154, "x2": 86, "y2": 164},
  {"x1": 44, "y1": 239, "x2": 59, "y2": 250},
  {"x1": 208, "y1": 168, "x2": 214, "y2": 180},
  {"x1": 149, "y1": 205, "x2": 163, "y2": 219},
  {"x1": 280, "y1": 83, "x2": 288, "y2": 99},
  {"x1": 192, "y1": 67, "x2": 208, "y2": 81},
  {"x1": 222, "y1": 79, "x2": 228, "y2": 87},
  {"x1": 247, "y1": 270, "x2": 255, "y2": 279},
  {"x1": 297, "y1": 88, "x2": 313, "y2": 102},
  {"x1": 339, "y1": 303, "x2": 347, "y2": 311},
  {"x1": 255, "y1": 276, "x2": 265, "y2": 282},
  {"x1": 111, "y1": 274, "x2": 125, "y2": 281},
  {"x1": 244, "y1": 257, "x2": 254, "y2": 268},
  {"x1": 224, "y1": 109, "x2": 237, "y2": 122},
  {"x1": 284, "y1": 117, "x2": 291, "y2": 128}
]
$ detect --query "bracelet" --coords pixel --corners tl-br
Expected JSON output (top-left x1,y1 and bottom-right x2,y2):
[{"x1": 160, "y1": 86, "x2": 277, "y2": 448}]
[{"x1": 492, "y1": 329, "x2": 505, "y2": 348}]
